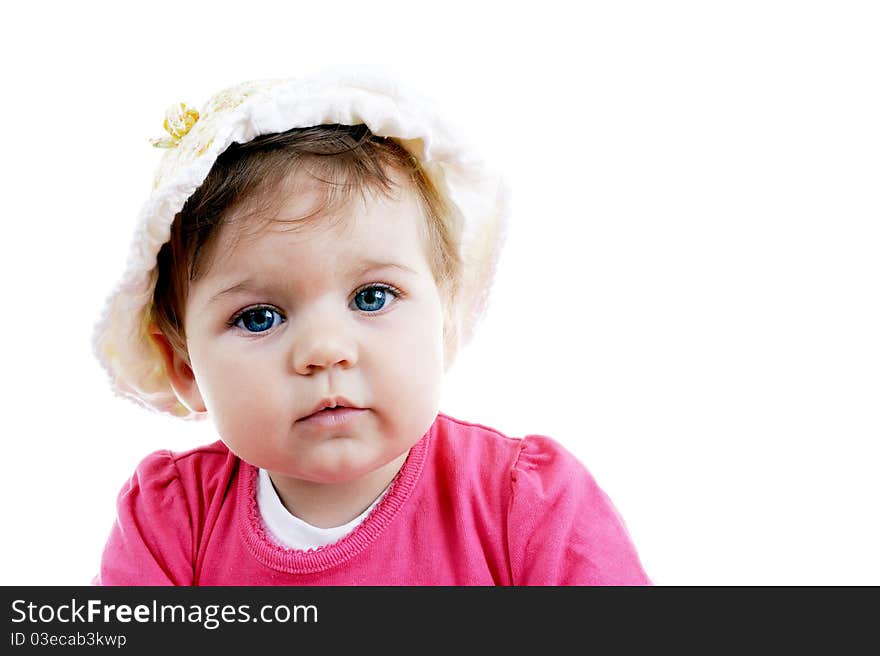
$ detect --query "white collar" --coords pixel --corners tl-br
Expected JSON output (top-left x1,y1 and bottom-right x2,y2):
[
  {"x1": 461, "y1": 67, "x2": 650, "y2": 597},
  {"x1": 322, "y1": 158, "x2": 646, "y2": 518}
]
[{"x1": 257, "y1": 468, "x2": 389, "y2": 551}]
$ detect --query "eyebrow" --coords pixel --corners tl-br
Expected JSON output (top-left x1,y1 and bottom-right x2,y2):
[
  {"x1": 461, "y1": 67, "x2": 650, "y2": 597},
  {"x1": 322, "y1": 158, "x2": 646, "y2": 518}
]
[
  {"x1": 352, "y1": 260, "x2": 419, "y2": 277},
  {"x1": 206, "y1": 260, "x2": 419, "y2": 305}
]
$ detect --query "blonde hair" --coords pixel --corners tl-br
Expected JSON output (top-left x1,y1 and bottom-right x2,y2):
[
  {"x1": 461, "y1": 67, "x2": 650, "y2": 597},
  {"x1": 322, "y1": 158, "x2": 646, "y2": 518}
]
[{"x1": 151, "y1": 124, "x2": 463, "y2": 362}]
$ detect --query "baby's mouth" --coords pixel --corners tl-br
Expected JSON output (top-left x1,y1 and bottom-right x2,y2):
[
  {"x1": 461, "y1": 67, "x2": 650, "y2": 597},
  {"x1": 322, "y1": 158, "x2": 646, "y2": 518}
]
[
  {"x1": 309, "y1": 404, "x2": 353, "y2": 418},
  {"x1": 299, "y1": 396, "x2": 363, "y2": 422},
  {"x1": 298, "y1": 406, "x2": 367, "y2": 427}
]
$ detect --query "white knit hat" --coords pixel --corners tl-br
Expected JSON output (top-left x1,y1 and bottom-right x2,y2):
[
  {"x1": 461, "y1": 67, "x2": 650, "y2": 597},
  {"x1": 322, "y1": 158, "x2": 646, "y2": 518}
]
[{"x1": 92, "y1": 73, "x2": 509, "y2": 418}]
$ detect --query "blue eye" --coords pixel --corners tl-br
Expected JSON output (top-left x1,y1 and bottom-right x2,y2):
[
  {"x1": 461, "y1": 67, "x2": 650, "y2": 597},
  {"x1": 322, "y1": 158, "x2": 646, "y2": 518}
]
[
  {"x1": 353, "y1": 286, "x2": 396, "y2": 312},
  {"x1": 233, "y1": 307, "x2": 285, "y2": 333}
]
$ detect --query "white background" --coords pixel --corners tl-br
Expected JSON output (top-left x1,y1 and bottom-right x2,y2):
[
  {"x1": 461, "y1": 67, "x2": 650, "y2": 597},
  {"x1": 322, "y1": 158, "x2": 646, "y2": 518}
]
[{"x1": 1, "y1": 1, "x2": 877, "y2": 585}]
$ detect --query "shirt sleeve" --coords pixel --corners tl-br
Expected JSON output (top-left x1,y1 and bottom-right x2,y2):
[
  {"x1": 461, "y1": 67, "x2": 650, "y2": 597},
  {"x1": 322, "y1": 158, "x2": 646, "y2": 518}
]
[
  {"x1": 506, "y1": 435, "x2": 651, "y2": 585},
  {"x1": 96, "y1": 450, "x2": 195, "y2": 586}
]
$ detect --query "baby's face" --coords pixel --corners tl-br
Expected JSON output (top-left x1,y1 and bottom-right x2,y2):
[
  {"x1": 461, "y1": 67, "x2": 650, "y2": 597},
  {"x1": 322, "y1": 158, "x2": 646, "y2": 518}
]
[{"x1": 179, "y1": 172, "x2": 446, "y2": 483}]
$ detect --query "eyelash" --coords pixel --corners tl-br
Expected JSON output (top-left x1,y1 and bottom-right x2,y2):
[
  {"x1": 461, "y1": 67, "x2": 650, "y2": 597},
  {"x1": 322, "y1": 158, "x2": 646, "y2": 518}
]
[{"x1": 225, "y1": 283, "x2": 405, "y2": 331}]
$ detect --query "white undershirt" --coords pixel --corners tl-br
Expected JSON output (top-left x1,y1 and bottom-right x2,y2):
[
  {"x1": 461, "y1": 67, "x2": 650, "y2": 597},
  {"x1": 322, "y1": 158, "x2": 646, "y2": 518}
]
[{"x1": 257, "y1": 468, "x2": 389, "y2": 551}]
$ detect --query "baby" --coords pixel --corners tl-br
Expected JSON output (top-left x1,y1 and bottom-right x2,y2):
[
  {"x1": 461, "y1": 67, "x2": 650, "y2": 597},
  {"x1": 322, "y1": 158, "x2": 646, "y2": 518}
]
[{"x1": 93, "y1": 74, "x2": 650, "y2": 585}]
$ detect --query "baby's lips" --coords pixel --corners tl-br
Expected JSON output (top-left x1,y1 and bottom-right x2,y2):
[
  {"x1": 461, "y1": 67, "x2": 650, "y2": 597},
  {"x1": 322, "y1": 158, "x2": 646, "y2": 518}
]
[{"x1": 298, "y1": 395, "x2": 364, "y2": 421}]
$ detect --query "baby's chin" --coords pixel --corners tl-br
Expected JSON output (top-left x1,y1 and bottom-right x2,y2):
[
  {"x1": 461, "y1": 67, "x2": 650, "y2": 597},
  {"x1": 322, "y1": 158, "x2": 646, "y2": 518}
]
[
  {"x1": 253, "y1": 445, "x2": 408, "y2": 485},
  {"x1": 279, "y1": 456, "x2": 407, "y2": 486}
]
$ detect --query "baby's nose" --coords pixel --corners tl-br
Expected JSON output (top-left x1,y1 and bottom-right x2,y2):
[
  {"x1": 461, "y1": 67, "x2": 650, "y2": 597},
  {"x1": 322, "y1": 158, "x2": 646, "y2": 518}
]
[{"x1": 291, "y1": 318, "x2": 358, "y2": 375}]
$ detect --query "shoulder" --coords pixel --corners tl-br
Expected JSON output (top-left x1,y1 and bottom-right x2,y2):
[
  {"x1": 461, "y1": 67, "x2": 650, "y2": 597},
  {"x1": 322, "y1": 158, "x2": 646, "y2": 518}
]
[
  {"x1": 101, "y1": 441, "x2": 235, "y2": 586},
  {"x1": 429, "y1": 412, "x2": 590, "y2": 501},
  {"x1": 433, "y1": 412, "x2": 522, "y2": 453},
  {"x1": 510, "y1": 432, "x2": 597, "y2": 491},
  {"x1": 128, "y1": 439, "x2": 233, "y2": 477},
  {"x1": 431, "y1": 412, "x2": 583, "y2": 476},
  {"x1": 121, "y1": 440, "x2": 238, "y2": 503},
  {"x1": 483, "y1": 428, "x2": 651, "y2": 585},
  {"x1": 432, "y1": 414, "x2": 649, "y2": 584}
]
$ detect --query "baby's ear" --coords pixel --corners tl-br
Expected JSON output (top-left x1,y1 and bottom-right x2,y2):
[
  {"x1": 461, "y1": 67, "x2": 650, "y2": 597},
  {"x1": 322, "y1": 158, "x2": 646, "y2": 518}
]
[{"x1": 149, "y1": 330, "x2": 207, "y2": 414}]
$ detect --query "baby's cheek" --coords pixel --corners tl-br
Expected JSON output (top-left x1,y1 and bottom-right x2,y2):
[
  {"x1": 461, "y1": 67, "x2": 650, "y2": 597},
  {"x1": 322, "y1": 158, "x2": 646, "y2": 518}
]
[
  {"x1": 209, "y1": 378, "x2": 276, "y2": 437},
  {"x1": 379, "y1": 325, "x2": 444, "y2": 432},
  {"x1": 387, "y1": 325, "x2": 442, "y2": 385},
  {"x1": 212, "y1": 391, "x2": 287, "y2": 468}
]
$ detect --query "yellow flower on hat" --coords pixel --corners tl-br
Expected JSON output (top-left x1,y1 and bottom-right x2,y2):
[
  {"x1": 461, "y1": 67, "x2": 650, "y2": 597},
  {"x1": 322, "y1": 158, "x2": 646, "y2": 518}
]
[{"x1": 150, "y1": 102, "x2": 200, "y2": 148}]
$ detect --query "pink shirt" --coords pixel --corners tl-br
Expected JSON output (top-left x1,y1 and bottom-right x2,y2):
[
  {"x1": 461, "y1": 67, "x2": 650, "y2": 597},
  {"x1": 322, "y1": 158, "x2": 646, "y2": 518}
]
[{"x1": 97, "y1": 413, "x2": 650, "y2": 585}]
